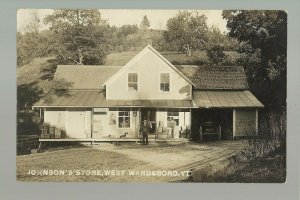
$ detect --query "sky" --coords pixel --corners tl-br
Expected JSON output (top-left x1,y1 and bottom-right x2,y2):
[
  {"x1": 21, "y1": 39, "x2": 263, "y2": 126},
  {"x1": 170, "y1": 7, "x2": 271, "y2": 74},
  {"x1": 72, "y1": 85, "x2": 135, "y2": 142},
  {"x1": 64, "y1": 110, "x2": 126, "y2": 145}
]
[{"x1": 17, "y1": 9, "x2": 228, "y2": 33}]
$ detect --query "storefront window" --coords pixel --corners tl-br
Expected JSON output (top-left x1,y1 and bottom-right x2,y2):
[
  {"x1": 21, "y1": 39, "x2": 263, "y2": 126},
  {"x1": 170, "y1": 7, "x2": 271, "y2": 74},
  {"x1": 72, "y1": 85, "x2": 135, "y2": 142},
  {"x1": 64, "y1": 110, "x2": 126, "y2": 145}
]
[
  {"x1": 118, "y1": 109, "x2": 130, "y2": 128},
  {"x1": 167, "y1": 111, "x2": 179, "y2": 127}
]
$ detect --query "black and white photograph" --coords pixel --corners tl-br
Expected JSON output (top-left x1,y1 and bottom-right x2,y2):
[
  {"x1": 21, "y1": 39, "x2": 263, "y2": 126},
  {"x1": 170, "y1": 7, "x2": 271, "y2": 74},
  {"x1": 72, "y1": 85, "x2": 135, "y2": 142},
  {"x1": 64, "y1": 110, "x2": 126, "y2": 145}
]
[{"x1": 16, "y1": 9, "x2": 287, "y2": 183}]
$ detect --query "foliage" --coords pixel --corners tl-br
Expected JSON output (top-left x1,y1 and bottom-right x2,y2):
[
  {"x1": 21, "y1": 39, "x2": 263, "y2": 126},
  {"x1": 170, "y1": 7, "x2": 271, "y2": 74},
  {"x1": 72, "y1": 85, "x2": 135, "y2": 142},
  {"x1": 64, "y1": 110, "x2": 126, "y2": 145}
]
[
  {"x1": 17, "y1": 31, "x2": 54, "y2": 67},
  {"x1": 205, "y1": 26, "x2": 240, "y2": 65},
  {"x1": 104, "y1": 50, "x2": 211, "y2": 66},
  {"x1": 118, "y1": 25, "x2": 139, "y2": 37},
  {"x1": 140, "y1": 15, "x2": 150, "y2": 29},
  {"x1": 164, "y1": 11, "x2": 209, "y2": 55},
  {"x1": 222, "y1": 10, "x2": 287, "y2": 110},
  {"x1": 17, "y1": 110, "x2": 41, "y2": 135},
  {"x1": 191, "y1": 150, "x2": 285, "y2": 183},
  {"x1": 206, "y1": 44, "x2": 227, "y2": 65},
  {"x1": 44, "y1": 9, "x2": 109, "y2": 65},
  {"x1": 17, "y1": 32, "x2": 39, "y2": 67},
  {"x1": 17, "y1": 82, "x2": 44, "y2": 110},
  {"x1": 206, "y1": 26, "x2": 239, "y2": 51}
]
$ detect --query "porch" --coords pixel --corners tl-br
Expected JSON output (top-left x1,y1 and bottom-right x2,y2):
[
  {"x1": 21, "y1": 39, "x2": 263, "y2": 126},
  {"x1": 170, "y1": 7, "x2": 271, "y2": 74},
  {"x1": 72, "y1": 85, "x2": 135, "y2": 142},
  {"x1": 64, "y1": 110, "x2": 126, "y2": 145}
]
[{"x1": 39, "y1": 137, "x2": 189, "y2": 142}]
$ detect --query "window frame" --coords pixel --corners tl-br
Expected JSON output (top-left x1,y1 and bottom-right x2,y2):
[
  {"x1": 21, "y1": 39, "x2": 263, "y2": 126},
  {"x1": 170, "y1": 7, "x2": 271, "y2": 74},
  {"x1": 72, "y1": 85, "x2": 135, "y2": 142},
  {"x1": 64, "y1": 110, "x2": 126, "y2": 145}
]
[
  {"x1": 159, "y1": 72, "x2": 171, "y2": 92},
  {"x1": 127, "y1": 72, "x2": 139, "y2": 92},
  {"x1": 118, "y1": 108, "x2": 131, "y2": 129},
  {"x1": 167, "y1": 111, "x2": 179, "y2": 127}
]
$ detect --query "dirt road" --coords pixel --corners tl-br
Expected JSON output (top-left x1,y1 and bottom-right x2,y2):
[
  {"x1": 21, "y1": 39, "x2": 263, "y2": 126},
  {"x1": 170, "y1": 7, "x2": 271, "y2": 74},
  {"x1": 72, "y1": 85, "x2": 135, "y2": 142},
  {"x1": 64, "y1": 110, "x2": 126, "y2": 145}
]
[{"x1": 17, "y1": 140, "x2": 245, "y2": 182}]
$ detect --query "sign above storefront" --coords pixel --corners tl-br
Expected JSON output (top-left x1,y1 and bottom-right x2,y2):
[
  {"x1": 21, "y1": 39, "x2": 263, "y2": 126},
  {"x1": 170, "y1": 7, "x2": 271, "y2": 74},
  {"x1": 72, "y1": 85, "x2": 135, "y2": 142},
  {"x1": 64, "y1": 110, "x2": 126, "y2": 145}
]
[{"x1": 93, "y1": 108, "x2": 109, "y2": 112}]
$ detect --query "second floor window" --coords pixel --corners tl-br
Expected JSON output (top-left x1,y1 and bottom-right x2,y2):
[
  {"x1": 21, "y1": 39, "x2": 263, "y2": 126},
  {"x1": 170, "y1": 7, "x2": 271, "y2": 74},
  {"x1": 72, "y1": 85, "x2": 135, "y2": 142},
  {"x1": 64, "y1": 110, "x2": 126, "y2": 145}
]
[
  {"x1": 160, "y1": 73, "x2": 170, "y2": 92},
  {"x1": 128, "y1": 73, "x2": 138, "y2": 91}
]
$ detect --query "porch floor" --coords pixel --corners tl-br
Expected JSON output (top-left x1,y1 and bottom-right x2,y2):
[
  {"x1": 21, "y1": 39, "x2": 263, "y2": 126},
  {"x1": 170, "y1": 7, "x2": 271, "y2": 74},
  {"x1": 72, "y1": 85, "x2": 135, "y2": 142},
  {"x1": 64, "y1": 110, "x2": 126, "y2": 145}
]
[{"x1": 39, "y1": 138, "x2": 190, "y2": 142}]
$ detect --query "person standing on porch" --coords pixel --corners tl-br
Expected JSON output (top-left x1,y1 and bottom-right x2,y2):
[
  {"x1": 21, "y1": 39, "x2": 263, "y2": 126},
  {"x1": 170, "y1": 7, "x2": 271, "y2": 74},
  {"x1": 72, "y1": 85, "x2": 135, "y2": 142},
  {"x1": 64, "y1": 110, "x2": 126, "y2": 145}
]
[{"x1": 140, "y1": 119, "x2": 150, "y2": 145}]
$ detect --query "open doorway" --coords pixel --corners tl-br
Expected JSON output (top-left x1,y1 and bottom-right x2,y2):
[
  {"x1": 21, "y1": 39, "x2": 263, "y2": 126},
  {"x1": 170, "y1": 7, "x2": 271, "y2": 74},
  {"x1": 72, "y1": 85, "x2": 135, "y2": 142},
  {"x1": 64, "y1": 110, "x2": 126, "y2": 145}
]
[
  {"x1": 191, "y1": 109, "x2": 233, "y2": 141},
  {"x1": 140, "y1": 108, "x2": 156, "y2": 133}
]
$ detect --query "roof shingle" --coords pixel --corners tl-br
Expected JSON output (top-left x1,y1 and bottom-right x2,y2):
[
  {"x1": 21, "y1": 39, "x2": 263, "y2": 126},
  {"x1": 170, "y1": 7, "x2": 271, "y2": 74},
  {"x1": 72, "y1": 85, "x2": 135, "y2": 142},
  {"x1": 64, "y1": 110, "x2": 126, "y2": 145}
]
[{"x1": 175, "y1": 65, "x2": 249, "y2": 90}]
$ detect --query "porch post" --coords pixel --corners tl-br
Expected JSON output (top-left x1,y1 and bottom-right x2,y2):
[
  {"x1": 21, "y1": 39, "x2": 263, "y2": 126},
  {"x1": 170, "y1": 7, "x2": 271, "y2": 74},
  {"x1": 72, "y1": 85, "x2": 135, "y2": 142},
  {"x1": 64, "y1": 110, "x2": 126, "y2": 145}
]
[
  {"x1": 91, "y1": 108, "x2": 94, "y2": 139},
  {"x1": 138, "y1": 108, "x2": 141, "y2": 140},
  {"x1": 65, "y1": 108, "x2": 68, "y2": 138},
  {"x1": 232, "y1": 109, "x2": 236, "y2": 140},
  {"x1": 189, "y1": 108, "x2": 192, "y2": 140}
]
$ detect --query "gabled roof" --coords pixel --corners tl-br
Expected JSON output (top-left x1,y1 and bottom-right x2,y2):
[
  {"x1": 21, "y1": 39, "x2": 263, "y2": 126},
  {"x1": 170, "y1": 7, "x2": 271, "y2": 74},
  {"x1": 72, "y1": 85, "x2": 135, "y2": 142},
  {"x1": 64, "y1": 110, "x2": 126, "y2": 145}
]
[
  {"x1": 54, "y1": 65, "x2": 122, "y2": 89},
  {"x1": 102, "y1": 44, "x2": 196, "y2": 87},
  {"x1": 52, "y1": 49, "x2": 249, "y2": 91},
  {"x1": 175, "y1": 65, "x2": 249, "y2": 90}
]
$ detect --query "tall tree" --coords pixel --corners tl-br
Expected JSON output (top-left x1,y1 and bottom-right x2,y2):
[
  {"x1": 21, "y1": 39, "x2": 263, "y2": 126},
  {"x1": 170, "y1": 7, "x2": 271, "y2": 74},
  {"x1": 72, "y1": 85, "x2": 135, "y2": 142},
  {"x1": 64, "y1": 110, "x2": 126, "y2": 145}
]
[
  {"x1": 164, "y1": 11, "x2": 209, "y2": 56},
  {"x1": 44, "y1": 9, "x2": 108, "y2": 65},
  {"x1": 206, "y1": 26, "x2": 230, "y2": 65},
  {"x1": 140, "y1": 15, "x2": 150, "y2": 29},
  {"x1": 17, "y1": 11, "x2": 43, "y2": 67},
  {"x1": 222, "y1": 10, "x2": 287, "y2": 110},
  {"x1": 206, "y1": 44, "x2": 227, "y2": 65}
]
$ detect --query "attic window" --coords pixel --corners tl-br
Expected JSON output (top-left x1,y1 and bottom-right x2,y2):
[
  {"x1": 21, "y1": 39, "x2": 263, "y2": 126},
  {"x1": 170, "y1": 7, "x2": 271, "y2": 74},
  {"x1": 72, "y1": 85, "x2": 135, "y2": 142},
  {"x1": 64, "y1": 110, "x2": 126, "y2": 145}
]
[
  {"x1": 160, "y1": 73, "x2": 170, "y2": 92},
  {"x1": 128, "y1": 73, "x2": 138, "y2": 91}
]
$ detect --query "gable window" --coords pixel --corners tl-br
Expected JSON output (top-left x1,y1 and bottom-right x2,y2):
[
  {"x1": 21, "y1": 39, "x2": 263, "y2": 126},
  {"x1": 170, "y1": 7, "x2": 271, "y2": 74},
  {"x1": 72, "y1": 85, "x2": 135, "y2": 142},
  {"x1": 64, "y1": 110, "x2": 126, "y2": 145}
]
[
  {"x1": 160, "y1": 73, "x2": 170, "y2": 92},
  {"x1": 118, "y1": 109, "x2": 130, "y2": 128},
  {"x1": 128, "y1": 73, "x2": 138, "y2": 91}
]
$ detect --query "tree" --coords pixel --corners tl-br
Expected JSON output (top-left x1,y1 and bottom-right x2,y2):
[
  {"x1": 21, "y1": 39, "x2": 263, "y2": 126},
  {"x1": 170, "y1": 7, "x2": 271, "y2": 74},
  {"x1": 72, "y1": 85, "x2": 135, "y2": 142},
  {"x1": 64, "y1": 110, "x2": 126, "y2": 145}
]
[
  {"x1": 206, "y1": 44, "x2": 227, "y2": 65},
  {"x1": 140, "y1": 15, "x2": 150, "y2": 29},
  {"x1": 206, "y1": 26, "x2": 233, "y2": 65},
  {"x1": 164, "y1": 11, "x2": 209, "y2": 56},
  {"x1": 44, "y1": 9, "x2": 108, "y2": 65},
  {"x1": 17, "y1": 11, "x2": 43, "y2": 67},
  {"x1": 222, "y1": 10, "x2": 287, "y2": 110}
]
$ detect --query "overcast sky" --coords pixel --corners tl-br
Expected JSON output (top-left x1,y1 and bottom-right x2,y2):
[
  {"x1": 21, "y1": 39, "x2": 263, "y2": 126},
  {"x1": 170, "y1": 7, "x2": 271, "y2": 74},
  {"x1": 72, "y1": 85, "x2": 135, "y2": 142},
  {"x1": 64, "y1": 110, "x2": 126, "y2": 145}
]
[{"x1": 17, "y1": 9, "x2": 228, "y2": 33}]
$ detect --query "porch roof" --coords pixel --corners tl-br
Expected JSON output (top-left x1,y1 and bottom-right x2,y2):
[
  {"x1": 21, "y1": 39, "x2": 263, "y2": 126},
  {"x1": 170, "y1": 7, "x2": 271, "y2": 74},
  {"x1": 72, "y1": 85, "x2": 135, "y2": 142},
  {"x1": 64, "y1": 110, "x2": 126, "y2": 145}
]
[
  {"x1": 33, "y1": 89, "x2": 194, "y2": 108},
  {"x1": 193, "y1": 90, "x2": 264, "y2": 108}
]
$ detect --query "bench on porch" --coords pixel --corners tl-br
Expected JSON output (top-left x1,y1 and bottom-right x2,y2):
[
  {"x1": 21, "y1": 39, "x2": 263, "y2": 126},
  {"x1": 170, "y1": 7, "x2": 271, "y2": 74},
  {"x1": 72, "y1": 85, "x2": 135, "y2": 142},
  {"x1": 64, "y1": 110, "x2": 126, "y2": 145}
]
[
  {"x1": 138, "y1": 132, "x2": 158, "y2": 142},
  {"x1": 199, "y1": 121, "x2": 221, "y2": 142}
]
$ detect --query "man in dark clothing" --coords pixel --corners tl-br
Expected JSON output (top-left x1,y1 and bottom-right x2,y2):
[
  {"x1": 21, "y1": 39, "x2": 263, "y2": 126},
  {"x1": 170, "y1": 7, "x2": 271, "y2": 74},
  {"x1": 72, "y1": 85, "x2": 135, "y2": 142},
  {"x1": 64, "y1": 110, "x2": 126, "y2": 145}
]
[{"x1": 140, "y1": 120, "x2": 150, "y2": 145}]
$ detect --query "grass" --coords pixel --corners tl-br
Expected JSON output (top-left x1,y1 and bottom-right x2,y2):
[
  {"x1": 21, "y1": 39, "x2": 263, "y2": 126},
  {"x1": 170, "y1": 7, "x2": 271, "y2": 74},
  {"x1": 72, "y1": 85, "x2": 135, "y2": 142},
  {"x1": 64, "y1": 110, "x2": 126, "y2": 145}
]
[
  {"x1": 191, "y1": 149, "x2": 286, "y2": 183},
  {"x1": 162, "y1": 51, "x2": 209, "y2": 65},
  {"x1": 103, "y1": 50, "x2": 210, "y2": 66},
  {"x1": 104, "y1": 51, "x2": 140, "y2": 66},
  {"x1": 17, "y1": 56, "x2": 58, "y2": 96},
  {"x1": 104, "y1": 50, "x2": 239, "y2": 66}
]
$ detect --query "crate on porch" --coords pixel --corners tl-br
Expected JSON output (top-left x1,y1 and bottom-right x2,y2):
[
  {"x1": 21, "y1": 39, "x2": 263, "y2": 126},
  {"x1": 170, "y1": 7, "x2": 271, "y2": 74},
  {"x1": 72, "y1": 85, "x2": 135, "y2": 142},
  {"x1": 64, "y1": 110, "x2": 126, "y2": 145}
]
[
  {"x1": 49, "y1": 126, "x2": 55, "y2": 138},
  {"x1": 55, "y1": 128, "x2": 61, "y2": 139},
  {"x1": 40, "y1": 133, "x2": 50, "y2": 139}
]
